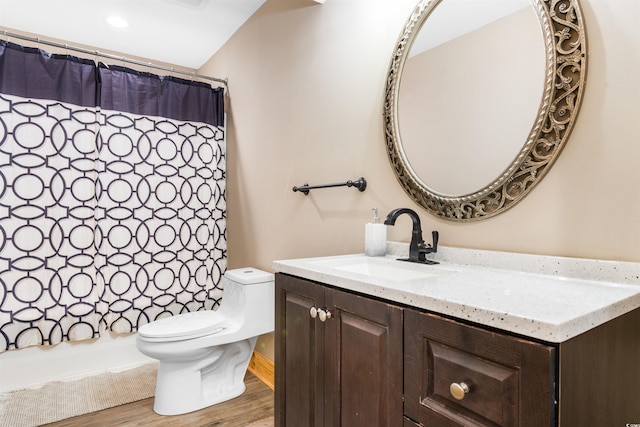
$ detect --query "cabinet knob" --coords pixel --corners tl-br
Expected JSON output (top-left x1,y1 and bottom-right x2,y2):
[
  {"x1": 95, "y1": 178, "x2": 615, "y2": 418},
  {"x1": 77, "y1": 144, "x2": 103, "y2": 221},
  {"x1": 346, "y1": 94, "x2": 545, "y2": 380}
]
[
  {"x1": 449, "y1": 382, "x2": 470, "y2": 400},
  {"x1": 318, "y1": 309, "x2": 332, "y2": 322},
  {"x1": 309, "y1": 307, "x2": 318, "y2": 318}
]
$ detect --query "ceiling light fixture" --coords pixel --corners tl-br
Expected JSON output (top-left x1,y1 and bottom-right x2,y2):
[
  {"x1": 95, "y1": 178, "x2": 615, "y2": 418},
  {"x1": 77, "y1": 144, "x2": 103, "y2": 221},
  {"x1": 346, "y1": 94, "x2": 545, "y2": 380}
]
[{"x1": 106, "y1": 15, "x2": 129, "y2": 28}]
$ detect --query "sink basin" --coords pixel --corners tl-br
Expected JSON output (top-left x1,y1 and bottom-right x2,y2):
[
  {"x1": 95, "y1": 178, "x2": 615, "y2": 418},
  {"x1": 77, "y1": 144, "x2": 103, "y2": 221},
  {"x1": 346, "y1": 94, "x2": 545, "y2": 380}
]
[{"x1": 314, "y1": 256, "x2": 457, "y2": 282}]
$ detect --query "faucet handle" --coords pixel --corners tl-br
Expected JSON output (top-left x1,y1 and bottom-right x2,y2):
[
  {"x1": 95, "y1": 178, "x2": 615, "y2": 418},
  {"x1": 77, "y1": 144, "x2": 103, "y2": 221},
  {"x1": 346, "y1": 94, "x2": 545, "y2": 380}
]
[
  {"x1": 431, "y1": 230, "x2": 439, "y2": 251},
  {"x1": 421, "y1": 230, "x2": 439, "y2": 252},
  {"x1": 418, "y1": 230, "x2": 440, "y2": 264}
]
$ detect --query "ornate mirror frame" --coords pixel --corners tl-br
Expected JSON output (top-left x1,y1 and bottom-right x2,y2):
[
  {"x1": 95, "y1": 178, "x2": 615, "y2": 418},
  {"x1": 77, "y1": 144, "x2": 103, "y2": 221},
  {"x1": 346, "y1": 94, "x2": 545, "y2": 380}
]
[{"x1": 384, "y1": 0, "x2": 587, "y2": 221}]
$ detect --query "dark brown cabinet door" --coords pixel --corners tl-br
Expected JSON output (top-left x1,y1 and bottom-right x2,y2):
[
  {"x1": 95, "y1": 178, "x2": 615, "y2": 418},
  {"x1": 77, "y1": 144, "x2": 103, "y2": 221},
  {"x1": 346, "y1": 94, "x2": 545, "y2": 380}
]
[
  {"x1": 275, "y1": 273, "x2": 403, "y2": 427},
  {"x1": 325, "y1": 287, "x2": 403, "y2": 427},
  {"x1": 275, "y1": 273, "x2": 325, "y2": 427},
  {"x1": 404, "y1": 309, "x2": 556, "y2": 426}
]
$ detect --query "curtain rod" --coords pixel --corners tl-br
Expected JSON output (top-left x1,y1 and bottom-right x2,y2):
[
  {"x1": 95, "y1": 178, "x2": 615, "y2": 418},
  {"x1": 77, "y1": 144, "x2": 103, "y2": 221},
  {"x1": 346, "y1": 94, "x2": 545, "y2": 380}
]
[{"x1": 1, "y1": 29, "x2": 228, "y2": 88}]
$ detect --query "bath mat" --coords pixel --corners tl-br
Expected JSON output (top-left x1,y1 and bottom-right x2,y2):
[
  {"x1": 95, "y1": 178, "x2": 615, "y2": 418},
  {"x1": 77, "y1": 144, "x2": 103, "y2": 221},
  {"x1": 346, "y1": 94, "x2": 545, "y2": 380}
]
[{"x1": 0, "y1": 363, "x2": 157, "y2": 427}]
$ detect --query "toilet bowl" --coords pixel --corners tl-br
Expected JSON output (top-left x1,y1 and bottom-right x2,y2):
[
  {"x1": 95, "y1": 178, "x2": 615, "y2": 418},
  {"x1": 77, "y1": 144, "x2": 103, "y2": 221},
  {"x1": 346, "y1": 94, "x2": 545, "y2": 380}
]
[{"x1": 136, "y1": 267, "x2": 274, "y2": 416}]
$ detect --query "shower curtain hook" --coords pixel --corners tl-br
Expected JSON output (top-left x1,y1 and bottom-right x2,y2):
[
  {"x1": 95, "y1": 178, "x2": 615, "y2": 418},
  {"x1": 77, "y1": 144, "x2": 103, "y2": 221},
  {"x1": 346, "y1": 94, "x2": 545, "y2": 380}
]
[{"x1": 100, "y1": 54, "x2": 109, "y2": 69}]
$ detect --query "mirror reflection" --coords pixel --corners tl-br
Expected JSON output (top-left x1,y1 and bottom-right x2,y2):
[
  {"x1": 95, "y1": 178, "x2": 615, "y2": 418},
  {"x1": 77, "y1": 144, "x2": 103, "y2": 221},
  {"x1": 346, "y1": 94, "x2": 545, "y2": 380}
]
[{"x1": 398, "y1": 0, "x2": 545, "y2": 196}]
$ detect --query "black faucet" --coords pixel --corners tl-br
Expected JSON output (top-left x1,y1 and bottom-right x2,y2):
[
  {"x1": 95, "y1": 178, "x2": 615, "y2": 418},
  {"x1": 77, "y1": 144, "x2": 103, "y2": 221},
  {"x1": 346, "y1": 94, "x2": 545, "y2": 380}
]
[{"x1": 384, "y1": 208, "x2": 439, "y2": 265}]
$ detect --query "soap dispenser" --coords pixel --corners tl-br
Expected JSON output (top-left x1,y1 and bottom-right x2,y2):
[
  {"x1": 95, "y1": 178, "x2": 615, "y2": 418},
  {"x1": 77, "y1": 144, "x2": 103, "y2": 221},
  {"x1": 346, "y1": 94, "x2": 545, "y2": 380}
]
[{"x1": 365, "y1": 208, "x2": 387, "y2": 257}]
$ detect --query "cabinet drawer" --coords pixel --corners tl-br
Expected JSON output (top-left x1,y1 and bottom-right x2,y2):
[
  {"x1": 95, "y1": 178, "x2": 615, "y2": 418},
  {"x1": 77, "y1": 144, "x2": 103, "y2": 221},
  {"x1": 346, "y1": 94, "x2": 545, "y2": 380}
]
[
  {"x1": 429, "y1": 341, "x2": 518, "y2": 425},
  {"x1": 404, "y1": 309, "x2": 556, "y2": 426}
]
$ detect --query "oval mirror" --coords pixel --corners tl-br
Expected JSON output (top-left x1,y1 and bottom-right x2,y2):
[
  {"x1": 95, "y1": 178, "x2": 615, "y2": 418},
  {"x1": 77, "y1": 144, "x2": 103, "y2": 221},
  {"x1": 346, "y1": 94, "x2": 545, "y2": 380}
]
[{"x1": 384, "y1": 0, "x2": 587, "y2": 221}]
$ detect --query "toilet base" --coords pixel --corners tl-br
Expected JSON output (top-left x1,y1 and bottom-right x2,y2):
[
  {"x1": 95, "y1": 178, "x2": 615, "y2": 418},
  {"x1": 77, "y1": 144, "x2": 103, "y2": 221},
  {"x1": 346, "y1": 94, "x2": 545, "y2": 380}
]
[
  {"x1": 154, "y1": 382, "x2": 247, "y2": 416},
  {"x1": 151, "y1": 337, "x2": 258, "y2": 416}
]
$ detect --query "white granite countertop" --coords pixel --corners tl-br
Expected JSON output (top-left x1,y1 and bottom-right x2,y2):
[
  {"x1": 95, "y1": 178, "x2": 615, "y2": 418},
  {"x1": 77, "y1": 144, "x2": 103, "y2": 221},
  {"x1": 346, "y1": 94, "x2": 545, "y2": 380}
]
[{"x1": 273, "y1": 244, "x2": 640, "y2": 343}]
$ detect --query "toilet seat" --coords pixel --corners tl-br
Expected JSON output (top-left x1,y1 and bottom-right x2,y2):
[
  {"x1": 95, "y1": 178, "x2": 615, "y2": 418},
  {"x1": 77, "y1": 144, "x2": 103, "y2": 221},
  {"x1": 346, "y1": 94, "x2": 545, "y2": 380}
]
[{"x1": 138, "y1": 310, "x2": 227, "y2": 342}]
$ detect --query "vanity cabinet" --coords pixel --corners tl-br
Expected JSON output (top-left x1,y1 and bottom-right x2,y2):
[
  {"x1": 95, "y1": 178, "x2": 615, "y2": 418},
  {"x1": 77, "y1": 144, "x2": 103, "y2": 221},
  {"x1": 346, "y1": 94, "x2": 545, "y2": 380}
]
[
  {"x1": 276, "y1": 272, "x2": 640, "y2": 427},
  {"x1": 274, "y1": 273, "x2": 403, "y2": 427}
]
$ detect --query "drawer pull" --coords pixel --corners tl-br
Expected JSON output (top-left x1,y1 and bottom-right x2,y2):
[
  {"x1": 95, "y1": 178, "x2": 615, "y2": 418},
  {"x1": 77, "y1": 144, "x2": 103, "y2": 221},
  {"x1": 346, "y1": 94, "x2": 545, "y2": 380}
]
[
  {"x1": 449, "y1": 382, "x2": 470, "y2": 400},
  {"x1": 310, "y1": 307, "x2": 318, "y2": 318}
]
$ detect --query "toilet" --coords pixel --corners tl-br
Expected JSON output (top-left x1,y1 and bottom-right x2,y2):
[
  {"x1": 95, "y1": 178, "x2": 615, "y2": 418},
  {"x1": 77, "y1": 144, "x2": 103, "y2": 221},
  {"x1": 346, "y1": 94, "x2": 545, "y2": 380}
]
[{"x1": 136, "y1": 267, "x2": 274, "y2": 416}]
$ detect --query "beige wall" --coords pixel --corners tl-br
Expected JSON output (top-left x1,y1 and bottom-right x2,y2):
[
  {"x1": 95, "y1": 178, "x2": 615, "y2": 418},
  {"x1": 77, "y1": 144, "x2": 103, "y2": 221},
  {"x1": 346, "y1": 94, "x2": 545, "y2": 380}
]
[{"x1": 200, "y1": 0, "x2": 640, "y2": 360}]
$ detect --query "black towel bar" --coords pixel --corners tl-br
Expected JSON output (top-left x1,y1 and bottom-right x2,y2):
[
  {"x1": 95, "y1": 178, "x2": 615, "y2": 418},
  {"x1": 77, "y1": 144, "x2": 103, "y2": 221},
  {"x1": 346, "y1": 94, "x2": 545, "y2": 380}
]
[{"x1": 292, "y1": 177, "x2": 367, "y2": 195}]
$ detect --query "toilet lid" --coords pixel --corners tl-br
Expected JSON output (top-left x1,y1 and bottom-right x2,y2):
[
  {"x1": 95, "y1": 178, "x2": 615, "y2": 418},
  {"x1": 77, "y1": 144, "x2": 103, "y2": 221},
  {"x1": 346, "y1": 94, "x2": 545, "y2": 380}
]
[{"x1": 138, "y1": 310, "x2": 227, "y2": 341}]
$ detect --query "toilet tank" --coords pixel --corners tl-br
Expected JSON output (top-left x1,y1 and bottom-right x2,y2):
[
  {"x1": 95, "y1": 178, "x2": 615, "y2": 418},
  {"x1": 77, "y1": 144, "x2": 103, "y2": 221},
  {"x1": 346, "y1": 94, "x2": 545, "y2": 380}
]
[
  {"x1": 225, "y1": 268, "x2": 274, "y2": 287},
  {"x1": 220, "y1": 268, "x2": 275, "y2": 336}
]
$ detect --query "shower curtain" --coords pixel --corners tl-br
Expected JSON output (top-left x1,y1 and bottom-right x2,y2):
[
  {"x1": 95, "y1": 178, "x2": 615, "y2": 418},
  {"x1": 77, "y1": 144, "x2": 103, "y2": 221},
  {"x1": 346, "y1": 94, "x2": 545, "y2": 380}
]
[{"x1": 0, "y1": 41, "x2": 226, "y2": 351}]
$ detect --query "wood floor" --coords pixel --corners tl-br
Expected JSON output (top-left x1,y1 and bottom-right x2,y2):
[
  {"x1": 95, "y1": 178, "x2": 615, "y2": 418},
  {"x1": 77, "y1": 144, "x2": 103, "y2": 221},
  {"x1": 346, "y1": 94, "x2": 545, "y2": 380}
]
[{"x1": 44, "y1": 372, "x2": 274, "y2": 427}]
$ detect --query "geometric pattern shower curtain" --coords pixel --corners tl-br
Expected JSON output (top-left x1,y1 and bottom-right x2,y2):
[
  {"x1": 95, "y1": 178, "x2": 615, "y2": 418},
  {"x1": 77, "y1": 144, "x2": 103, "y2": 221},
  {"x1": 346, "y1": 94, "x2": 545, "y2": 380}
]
[
  {"x1": 0, "y1": 41, "x2": 226, "y2": 351},
  {"x1": 96, "y1": 64, "x2": 226, "y2": 335}
]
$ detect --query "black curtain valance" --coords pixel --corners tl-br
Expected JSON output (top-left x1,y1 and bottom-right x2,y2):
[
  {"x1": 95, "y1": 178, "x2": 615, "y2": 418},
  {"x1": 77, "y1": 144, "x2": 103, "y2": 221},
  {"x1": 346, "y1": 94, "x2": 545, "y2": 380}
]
[
  {"x1": 0, "y1": 40, "x2": 97, "y2": 107},
  {"x1": 0, "y1": 40, "x2": 224, "y2": 126},
  {"x1": 98, "y1": 63, "x2": 224, "y2": 127}
]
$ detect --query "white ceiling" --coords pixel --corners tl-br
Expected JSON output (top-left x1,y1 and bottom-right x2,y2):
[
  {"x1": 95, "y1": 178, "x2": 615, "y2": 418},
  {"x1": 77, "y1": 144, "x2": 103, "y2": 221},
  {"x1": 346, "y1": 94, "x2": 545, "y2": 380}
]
[{"x1": 0, "y1": 0, "x2": 267, "y2": 69}]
